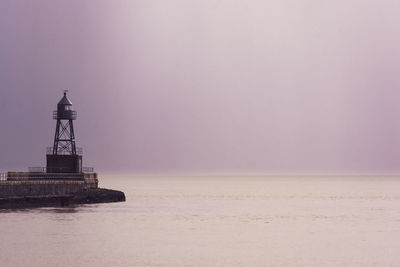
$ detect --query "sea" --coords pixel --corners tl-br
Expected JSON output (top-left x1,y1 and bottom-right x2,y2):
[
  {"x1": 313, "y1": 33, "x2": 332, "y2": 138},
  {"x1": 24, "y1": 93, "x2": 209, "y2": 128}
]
[{"x1": 1, "y1": 175, "x2": 400, "y2": 267}]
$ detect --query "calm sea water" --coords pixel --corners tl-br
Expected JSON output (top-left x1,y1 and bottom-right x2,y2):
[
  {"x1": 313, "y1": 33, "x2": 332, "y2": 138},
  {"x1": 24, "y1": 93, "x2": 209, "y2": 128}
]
[{"x1": 1, "y1": 175, "x2": 400, "y2": 267}]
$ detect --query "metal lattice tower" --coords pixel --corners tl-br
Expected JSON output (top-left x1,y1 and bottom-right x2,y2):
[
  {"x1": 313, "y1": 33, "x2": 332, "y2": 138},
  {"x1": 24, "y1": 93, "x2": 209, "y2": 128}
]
[{"x1": 52, "y1": 90, "x2": 77, "y2": 155}]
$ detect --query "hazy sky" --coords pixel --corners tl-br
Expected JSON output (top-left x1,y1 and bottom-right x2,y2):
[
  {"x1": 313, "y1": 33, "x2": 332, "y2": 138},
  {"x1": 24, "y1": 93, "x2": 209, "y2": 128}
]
[{"x1": 1, "y1": 0, "x2": 400, "y2": 174}]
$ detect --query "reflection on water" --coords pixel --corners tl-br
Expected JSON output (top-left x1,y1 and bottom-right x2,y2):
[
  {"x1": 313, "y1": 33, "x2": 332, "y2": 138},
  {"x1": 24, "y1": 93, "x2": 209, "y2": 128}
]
[
  {"x1": 1, "y1": 175, "x2": 400, "y2": 266},
  {"x1": 39, "y1": 207, "x2": 80, "y2": 214}
]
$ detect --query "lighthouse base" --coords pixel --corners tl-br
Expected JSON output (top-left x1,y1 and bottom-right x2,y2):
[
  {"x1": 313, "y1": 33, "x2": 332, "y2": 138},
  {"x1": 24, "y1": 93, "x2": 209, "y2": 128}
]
[{"x1": 46, "y1": 154, "x2": 82, "y2": 173}]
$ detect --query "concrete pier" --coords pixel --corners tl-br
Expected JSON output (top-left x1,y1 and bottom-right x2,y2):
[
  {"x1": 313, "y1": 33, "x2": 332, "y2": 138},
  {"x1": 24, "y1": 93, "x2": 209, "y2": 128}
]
[{"x1": 0, "y1": 172, "x2": 125, "y2": 209}]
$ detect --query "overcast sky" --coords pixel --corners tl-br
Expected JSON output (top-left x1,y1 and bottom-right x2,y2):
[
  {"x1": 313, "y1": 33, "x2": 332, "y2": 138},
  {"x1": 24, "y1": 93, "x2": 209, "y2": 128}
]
[{"x1": 1, "y1": 0, "x2": 400, "y2": 174}]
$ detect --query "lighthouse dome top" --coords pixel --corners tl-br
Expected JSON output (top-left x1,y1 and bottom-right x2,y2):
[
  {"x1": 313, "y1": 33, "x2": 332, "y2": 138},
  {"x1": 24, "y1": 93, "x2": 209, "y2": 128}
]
[
  {"x1": 54, "y1": 91, "x2": 77, "y2": 120},
  {"x1": 58, "y1": 91, "x2": 73, "y2": 106}
]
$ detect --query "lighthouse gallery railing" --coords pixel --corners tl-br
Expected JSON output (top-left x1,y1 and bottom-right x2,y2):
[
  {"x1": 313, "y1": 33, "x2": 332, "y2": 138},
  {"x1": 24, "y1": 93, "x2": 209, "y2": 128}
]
[
  {"x1": 46, "y1": 147, "x2": 83, "y2": 155},
  {"x1": 28, "y1": 167, "x2": 94, "y2": 173}
]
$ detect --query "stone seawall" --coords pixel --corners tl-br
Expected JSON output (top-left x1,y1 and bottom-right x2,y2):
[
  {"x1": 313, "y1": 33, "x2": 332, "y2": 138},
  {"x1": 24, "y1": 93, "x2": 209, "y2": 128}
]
[
  {"x1": 0, "y1": 180, "x2": 97, "y2": 198},
  {"x1": 0, "y1": 172, "x2": 124, "y2": 208},
  {"x1": 0, "y1": 189, "x2": 126, "y2": 209}
]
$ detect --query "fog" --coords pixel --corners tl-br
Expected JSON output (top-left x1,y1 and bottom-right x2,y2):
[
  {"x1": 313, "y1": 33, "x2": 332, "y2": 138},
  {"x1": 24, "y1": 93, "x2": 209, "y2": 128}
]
[{"x1": 1, "y1": 0, "x2": 400, "y2": 173}]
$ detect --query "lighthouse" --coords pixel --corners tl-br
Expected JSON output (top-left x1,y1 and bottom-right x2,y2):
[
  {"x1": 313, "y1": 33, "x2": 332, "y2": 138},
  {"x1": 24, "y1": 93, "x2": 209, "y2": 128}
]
[
  {"x1": 46, "y1": 91, "x2": 82, "y2": 173},
  {"x1": 0, "y1": 90, "x2": 125, "y2": 208}
]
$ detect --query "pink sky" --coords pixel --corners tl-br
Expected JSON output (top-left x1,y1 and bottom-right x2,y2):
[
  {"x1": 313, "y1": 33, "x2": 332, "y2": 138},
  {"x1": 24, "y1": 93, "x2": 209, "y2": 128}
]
[{"x1": 1, "y1": 0, "x2": 400, "y2": 173}]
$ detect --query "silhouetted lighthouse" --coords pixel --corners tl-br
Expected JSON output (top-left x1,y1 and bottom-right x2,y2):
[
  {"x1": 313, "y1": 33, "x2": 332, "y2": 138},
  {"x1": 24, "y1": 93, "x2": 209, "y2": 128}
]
[
  {"x1": 46, "y1": 91, "x2": 82, "y2": 173},
  {"x1": 52, "y1": 90, "x2": 77, "y2": 155},
  {"x1": 0, "y1": 90, "x2": 125, "y2": 208}
]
